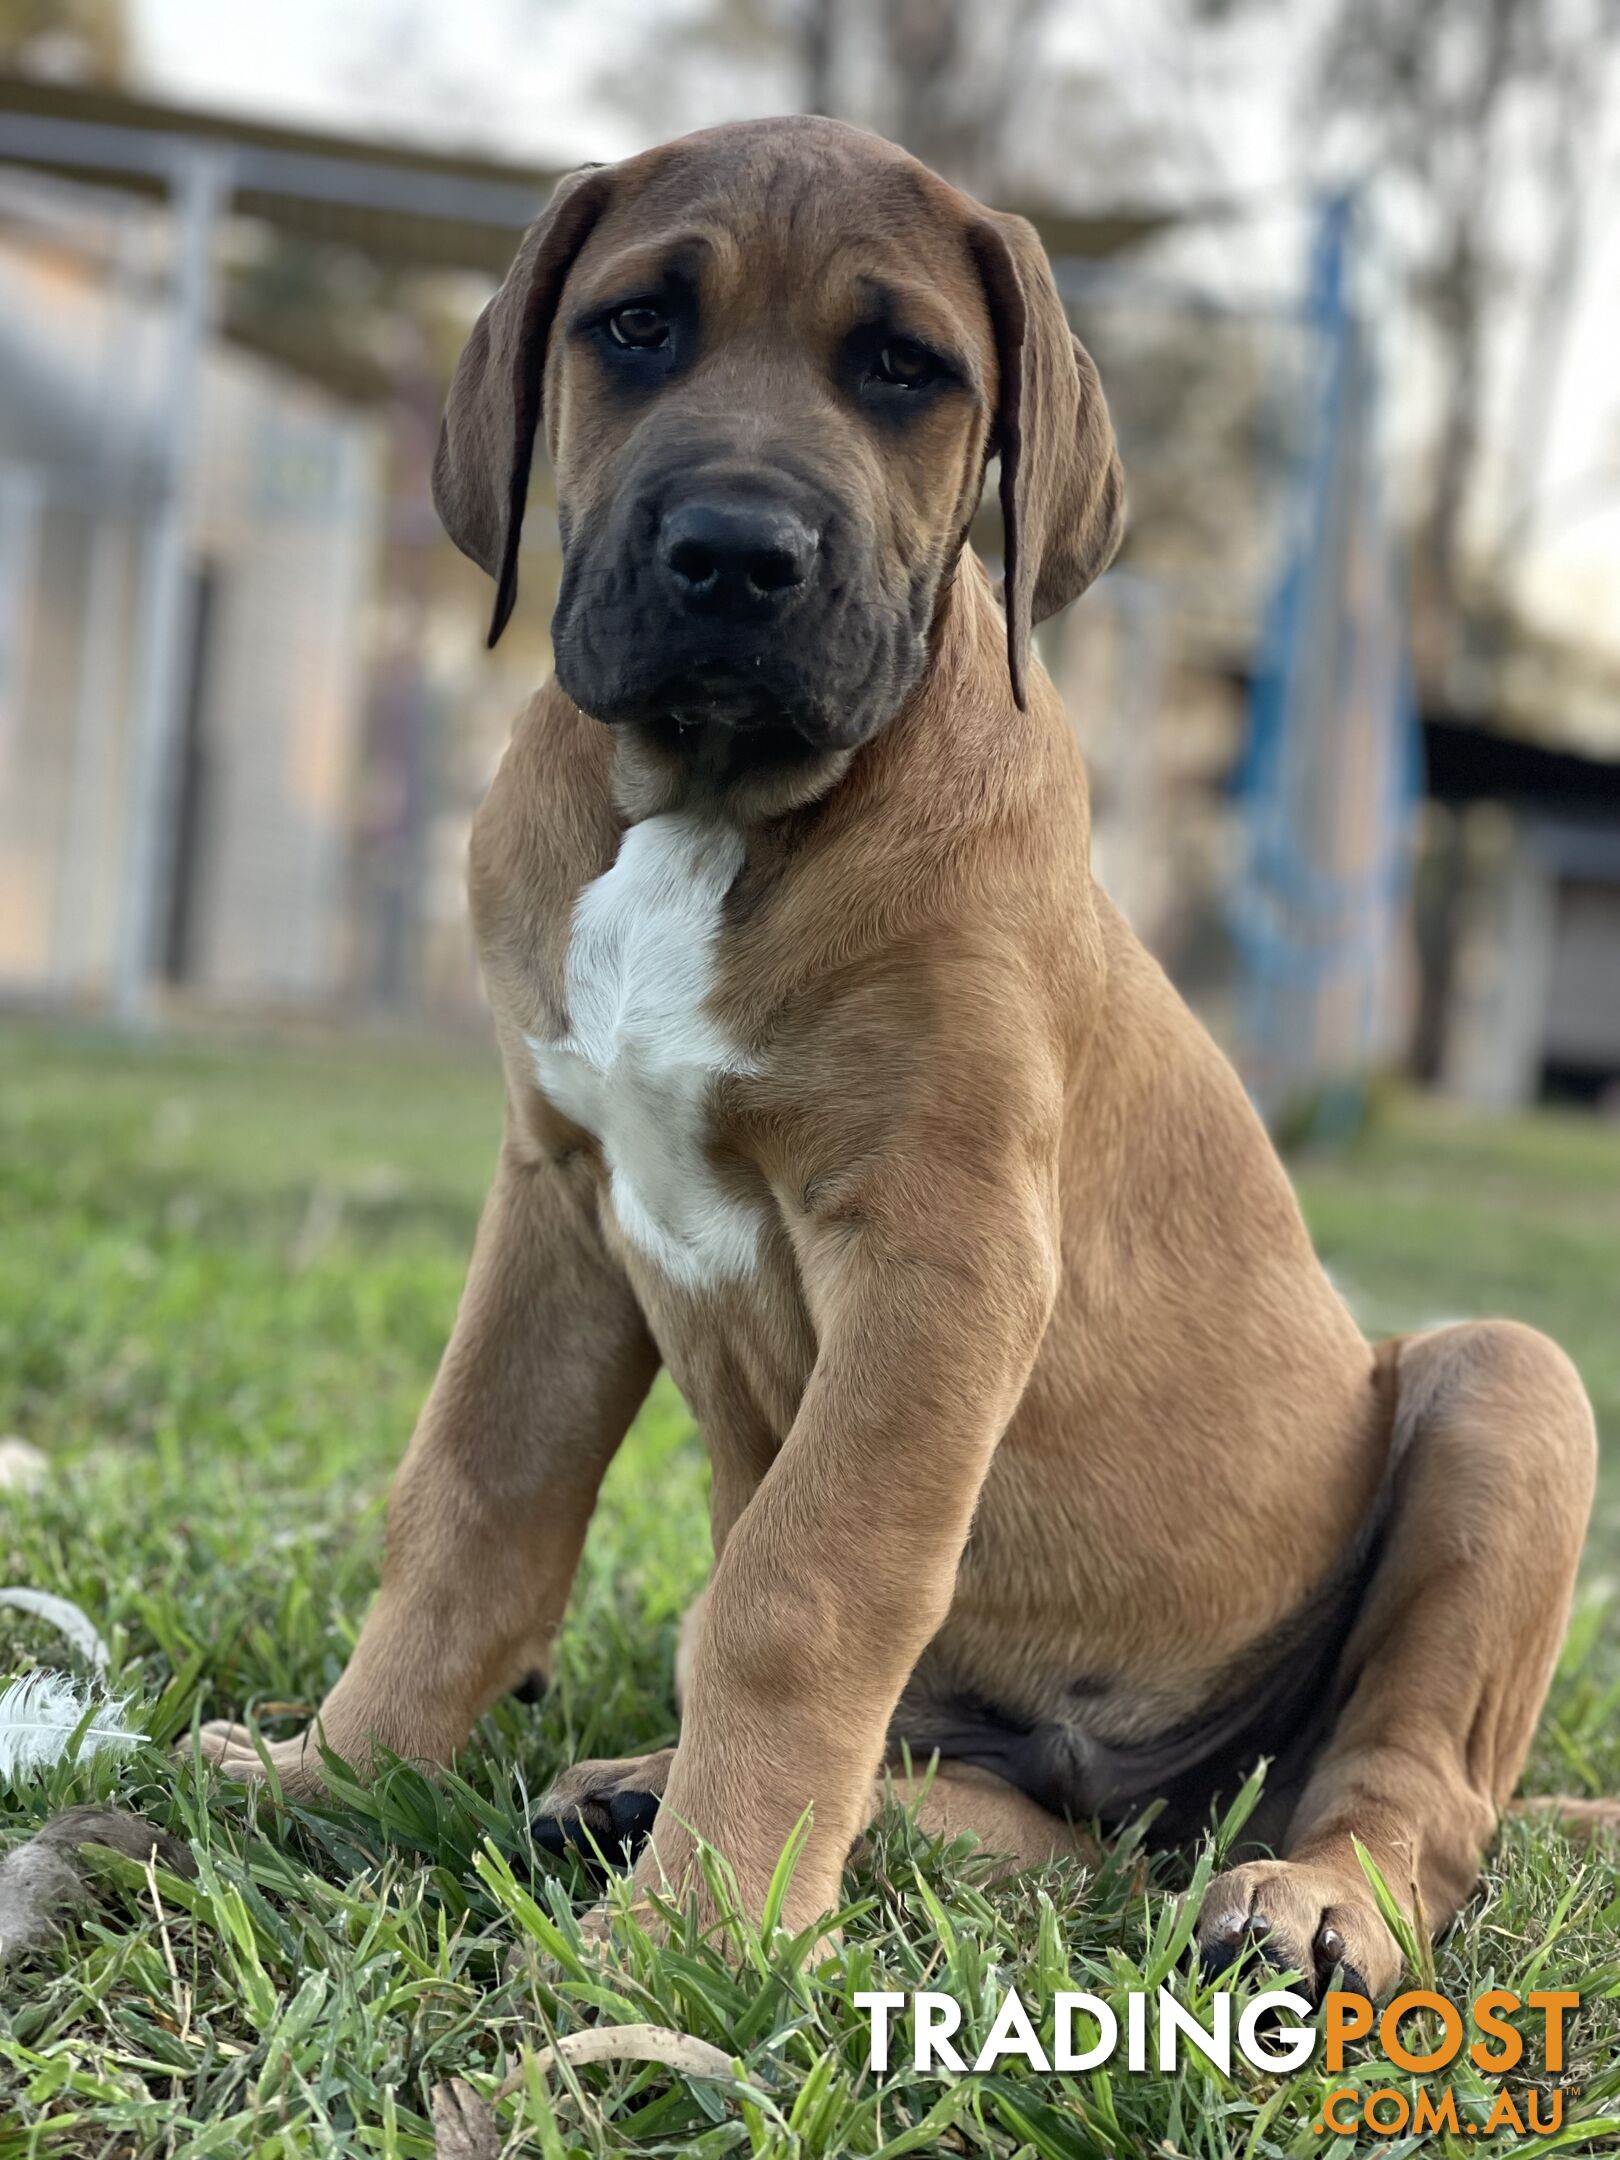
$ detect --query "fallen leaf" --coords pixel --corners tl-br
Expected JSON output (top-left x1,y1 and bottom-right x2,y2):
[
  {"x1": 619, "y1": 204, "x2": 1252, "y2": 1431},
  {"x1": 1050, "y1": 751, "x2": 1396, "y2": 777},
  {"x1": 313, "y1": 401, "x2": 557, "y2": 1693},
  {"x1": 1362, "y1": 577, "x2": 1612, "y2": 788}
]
[{"x1": 430, "y1": 2079, "x2": 501, "y2": 2159}]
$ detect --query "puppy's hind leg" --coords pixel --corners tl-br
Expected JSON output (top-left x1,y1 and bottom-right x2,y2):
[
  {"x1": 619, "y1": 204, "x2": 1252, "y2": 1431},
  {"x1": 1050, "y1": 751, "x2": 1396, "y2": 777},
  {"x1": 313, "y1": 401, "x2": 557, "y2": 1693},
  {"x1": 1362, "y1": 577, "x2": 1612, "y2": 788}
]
[
  {"x1": 873, "y1": 1758, "x2": 1099, "y2": 1872},
  {"x1": 532, "y1": 1747, "x2": 1098, "y2": 1884},
  {"x1": 1197, "y1": 1322, "x2": 1596, "y2": 1998}
]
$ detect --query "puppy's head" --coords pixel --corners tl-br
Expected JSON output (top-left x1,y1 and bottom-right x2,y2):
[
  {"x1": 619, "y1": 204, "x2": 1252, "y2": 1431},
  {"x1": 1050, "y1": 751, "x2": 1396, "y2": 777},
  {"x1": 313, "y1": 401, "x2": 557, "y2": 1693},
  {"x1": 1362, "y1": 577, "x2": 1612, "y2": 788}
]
[{"x1": 435, "y1": 117, "x2": 1123, "y2": 786}]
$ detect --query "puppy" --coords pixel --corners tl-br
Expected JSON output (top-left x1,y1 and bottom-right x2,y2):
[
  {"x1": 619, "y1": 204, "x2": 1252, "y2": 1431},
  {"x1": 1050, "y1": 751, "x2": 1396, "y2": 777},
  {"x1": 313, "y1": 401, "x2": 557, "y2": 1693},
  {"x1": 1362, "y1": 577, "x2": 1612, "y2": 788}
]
[{"x1": 199, "y1": 117, "x2": 1599, "y2": 1997}]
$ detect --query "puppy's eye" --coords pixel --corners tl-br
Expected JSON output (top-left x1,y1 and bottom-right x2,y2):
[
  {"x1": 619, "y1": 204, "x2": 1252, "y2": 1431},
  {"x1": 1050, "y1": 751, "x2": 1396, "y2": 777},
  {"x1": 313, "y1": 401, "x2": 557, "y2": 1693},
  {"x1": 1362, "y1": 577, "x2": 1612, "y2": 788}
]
[
  {"x1": 607, "y1": 303, "x2": 671, "y2": 350},
  {"x1": 869, "y1": 338, "x2": 941, "y2": 389}
]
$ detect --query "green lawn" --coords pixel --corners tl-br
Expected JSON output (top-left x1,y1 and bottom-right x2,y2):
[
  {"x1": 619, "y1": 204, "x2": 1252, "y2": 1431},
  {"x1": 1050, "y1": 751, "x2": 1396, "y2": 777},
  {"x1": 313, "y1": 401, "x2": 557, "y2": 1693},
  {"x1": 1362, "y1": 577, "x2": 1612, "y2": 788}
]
[{"x1": 1, "y1": 1024, "x2": 1617, "y2": 2157}]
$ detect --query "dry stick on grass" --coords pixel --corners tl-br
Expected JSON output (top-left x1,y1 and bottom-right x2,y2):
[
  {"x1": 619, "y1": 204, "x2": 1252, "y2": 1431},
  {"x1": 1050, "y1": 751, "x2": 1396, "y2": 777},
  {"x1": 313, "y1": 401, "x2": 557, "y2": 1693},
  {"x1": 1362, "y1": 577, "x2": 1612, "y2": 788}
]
[
  {"x1": 492, "y1": 2023, "x2": 737, "y2": 2098},
  {"x1": 144, "y1": 1845, "x2": 193, "y2": 2040},
  {"x1": 430, "y1": 2023, "x2": 738, "y2": 2152},
  {"x1": 0, "y1": 1588, "x2": 111, "y2": 1673}
]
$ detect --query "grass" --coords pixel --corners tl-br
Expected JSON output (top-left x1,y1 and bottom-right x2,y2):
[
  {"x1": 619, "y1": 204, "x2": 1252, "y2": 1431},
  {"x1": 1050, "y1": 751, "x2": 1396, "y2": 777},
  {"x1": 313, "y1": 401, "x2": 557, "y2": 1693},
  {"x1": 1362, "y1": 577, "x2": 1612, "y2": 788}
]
[{"x1": 0, "y1": 1022, "x2": 1617, "y2": 2157}]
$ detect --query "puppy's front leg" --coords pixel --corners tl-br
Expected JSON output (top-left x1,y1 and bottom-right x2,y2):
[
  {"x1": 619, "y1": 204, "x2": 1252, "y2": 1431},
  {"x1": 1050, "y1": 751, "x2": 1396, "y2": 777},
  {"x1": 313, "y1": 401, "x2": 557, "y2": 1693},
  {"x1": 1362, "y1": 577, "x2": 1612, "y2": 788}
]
[
  {"x1": 198, "y1": 1132, "x2": 657, "y2": 1791},
  {"x1": 634, "y1": 1171, "x2": 1059, "y2": 1934}
]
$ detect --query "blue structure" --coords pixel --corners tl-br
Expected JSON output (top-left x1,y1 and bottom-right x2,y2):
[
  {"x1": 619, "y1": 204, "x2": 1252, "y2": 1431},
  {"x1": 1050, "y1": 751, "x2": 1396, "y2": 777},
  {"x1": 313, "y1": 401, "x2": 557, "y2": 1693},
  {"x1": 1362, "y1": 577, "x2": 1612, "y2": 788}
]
[{"x1": 1228, "y1": 193, "x2": 1422, "y2": 1129}]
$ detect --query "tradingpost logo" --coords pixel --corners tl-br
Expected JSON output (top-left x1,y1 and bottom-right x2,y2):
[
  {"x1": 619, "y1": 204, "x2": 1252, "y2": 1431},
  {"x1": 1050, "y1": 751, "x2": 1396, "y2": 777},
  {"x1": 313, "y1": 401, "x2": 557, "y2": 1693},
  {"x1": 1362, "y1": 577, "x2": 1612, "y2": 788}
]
[{"x1": 854, "y1": 1984, "x2": 1581, "y2": 2138}]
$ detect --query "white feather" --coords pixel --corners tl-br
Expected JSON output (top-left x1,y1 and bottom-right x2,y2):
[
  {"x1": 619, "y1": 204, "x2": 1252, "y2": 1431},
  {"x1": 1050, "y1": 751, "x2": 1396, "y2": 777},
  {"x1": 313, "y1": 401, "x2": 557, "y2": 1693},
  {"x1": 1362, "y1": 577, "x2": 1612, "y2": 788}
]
[
  {"x1": 0, "y1": 1673, "x2": 144, "y2": 1784},
  {"x1": 0, "y1": 1589, "x2": 111, "y2": 1673}
]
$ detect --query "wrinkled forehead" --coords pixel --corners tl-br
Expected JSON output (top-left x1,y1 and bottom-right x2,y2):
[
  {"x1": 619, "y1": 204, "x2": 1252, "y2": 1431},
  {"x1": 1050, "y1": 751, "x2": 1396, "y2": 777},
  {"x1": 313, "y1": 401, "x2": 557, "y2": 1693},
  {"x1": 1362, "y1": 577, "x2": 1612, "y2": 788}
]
[{"x1": 567, "y1": 123, "x2": 993, "y2": 373}]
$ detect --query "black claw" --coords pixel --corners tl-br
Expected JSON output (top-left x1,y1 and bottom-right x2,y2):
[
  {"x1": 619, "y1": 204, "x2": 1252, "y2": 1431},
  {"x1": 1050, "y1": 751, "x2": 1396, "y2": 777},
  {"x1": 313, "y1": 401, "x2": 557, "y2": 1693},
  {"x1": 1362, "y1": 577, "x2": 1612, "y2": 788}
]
[
  {"x1": 510, "y1": 1671, "x2": 548, "y2": 1706},
  {"x1": 1200, "y1": 1913, "x2": 1267, "y2": 1981},
  {"x1": 1259, "y1": 1936, "x2": 1315, "y2": 1989},
  {"x1": 531, "y1": 1785, "x2": 660, "y2": 1872},
  {"x1": 530, "y1": 1806, "x2": 586, "y2": 1858},
  {"x1": 1216, "y1": 1915, "x2": 1316, "y2": 1995},
  {"x1": 606, "y1": 1786, "x2": 660, "y2": 1853},
  {"x1": 1337, "y1": 1962, "x2": 1371, "y2": 2000}
]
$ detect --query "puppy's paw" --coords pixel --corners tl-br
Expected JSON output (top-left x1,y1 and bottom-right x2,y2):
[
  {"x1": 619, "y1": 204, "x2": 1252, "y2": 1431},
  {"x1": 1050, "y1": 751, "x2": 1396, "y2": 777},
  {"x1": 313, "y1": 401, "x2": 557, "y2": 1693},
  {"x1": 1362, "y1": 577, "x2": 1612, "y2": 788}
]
[
  {"x1": 531, "y1": 1747, "x2": 676, "y2": 1873},
  {"x1": 1195, "y1": 1856, "x2": 1401, "y2": 2000},
  {"x1": 185, "y1": 1718, "x2": 333, "y2": 1798}
]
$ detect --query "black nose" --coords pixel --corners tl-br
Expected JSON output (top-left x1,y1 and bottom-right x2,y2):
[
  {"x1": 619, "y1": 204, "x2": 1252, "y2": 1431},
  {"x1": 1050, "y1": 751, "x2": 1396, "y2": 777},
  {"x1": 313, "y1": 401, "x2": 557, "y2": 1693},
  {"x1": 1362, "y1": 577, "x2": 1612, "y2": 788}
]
[{"x1": 657, "y1": 499, "x2": 819, "y2": 613}]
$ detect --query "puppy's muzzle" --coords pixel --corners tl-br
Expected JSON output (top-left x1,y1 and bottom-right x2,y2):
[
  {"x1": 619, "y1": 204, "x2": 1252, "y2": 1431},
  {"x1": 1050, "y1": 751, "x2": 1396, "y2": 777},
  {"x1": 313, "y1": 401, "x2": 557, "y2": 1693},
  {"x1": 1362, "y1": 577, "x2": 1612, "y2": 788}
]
[
  {"x1": 552, "y1": 448, "x2": 926, "y2": 752},
  {"x1": 640, "y1": 488, "x2": 831, "y2": 735}
]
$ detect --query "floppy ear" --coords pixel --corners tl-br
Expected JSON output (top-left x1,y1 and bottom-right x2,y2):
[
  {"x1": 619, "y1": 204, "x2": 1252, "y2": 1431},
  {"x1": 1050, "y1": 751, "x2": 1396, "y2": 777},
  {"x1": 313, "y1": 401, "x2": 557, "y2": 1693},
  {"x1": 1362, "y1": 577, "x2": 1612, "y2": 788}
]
[
  {"x1": 968, "y1": 212, "x2": 1126, "y2": 709},
  {"x1": 433, "y1": 165, "x2": 614, "y2": 647}
]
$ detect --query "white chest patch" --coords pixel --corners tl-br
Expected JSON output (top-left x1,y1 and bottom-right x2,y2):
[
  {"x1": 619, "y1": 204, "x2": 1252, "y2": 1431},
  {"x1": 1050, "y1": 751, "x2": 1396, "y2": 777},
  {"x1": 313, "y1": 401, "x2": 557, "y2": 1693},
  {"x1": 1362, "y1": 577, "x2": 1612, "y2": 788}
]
[{"x1": 527, "y1": 812, "x2": 761, "y2": 1291}]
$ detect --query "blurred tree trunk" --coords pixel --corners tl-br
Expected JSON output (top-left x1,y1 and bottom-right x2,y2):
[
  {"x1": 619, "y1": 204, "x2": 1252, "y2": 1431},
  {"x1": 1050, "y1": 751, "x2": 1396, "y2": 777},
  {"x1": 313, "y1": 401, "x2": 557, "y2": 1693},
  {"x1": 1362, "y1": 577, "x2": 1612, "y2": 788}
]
[
  {"x1": 867, "y1": 0, "x2": 1056, "y2": 195},
  {"x1": 591, "y1": 0, "x2": 1110, "y2": 205},
  {"x1": 1413, "y1": 0, "x2": 1515, "y2": 625},
  {"x1": 1314, "y1": 0, "x2": 1618, "y2": 644},
  {"x1": 0, "y1": 0, "x2": 126, "y2": 81},
  {"x1": 801, "y1": 0, "x2": 835, "y2": 116},
  {"x1": 1488, "y1": 13, "x2": 1612, "y2": 591}
]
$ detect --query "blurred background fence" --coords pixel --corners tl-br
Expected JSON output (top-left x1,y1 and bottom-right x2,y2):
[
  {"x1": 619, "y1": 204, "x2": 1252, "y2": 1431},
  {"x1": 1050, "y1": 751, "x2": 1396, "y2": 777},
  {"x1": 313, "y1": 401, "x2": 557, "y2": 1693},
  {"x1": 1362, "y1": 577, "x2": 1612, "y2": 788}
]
[{"x1": 3, "y1": 1, "x2": 1619, "y2": 1128}]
